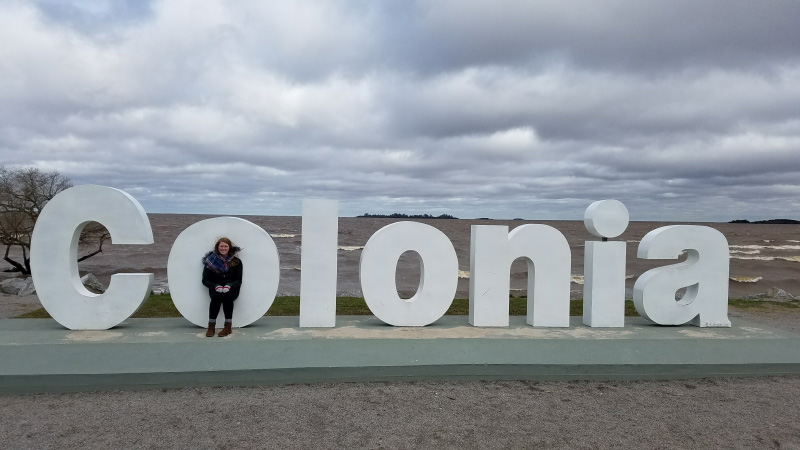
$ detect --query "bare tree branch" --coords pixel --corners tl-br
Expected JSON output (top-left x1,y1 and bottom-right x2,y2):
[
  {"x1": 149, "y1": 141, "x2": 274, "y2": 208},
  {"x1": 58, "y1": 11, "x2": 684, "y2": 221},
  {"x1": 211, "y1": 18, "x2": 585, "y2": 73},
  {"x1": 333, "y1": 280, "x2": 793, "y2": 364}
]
[
  {"x1": 1, "y1": 166, "x2": 109, "y2": 275},
  {"x1": 77, "y1": 230, "x2": 109, "y2": 262},
  {"x1": 4, "y1": 244, "x2": 25, "y2": 273}
]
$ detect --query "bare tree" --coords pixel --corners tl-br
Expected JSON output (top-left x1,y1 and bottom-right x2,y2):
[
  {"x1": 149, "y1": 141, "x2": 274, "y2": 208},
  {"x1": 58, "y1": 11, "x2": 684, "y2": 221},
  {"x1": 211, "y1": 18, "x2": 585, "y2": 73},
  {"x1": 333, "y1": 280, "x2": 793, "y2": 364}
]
[{"x1": 0, "y1": 166, "x2": 109, "y2": 275}]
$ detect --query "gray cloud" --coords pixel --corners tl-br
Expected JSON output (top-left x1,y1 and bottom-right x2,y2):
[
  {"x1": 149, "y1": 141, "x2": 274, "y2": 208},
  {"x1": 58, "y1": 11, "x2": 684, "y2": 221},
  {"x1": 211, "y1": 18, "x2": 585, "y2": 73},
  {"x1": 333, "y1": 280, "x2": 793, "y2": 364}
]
[{"x1": 0, "y1": 0, "x2": 799, "y2": 221}]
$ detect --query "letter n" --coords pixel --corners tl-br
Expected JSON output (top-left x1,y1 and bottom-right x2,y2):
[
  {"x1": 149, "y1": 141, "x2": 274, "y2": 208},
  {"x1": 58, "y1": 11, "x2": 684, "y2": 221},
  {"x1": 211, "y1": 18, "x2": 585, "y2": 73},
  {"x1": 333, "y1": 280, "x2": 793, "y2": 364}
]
[{"x1": 469, "y1": 224, "x2": 571, "y2": 327}]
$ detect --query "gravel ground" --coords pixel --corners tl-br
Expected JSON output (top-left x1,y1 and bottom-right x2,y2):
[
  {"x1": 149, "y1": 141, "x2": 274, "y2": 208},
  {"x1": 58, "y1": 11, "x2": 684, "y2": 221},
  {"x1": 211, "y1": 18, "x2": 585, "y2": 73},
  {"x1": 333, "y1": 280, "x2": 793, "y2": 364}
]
[
  {"x1": 2, "y1": 295, "x2": 800, "y2": 449},
  {"x1": 0, "y1": 292, "x2": 41, "y2": 319},
  {"x1": 2, "y1": 377, "x2": 800, "y2": 449}
]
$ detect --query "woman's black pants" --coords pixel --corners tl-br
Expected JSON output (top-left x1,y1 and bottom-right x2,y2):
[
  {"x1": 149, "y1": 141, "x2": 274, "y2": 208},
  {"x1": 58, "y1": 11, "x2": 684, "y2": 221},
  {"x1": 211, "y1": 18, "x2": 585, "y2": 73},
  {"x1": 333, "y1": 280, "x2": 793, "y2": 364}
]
[{"x1": 209, "y1": 291, "x2": 235, "y2": 321}]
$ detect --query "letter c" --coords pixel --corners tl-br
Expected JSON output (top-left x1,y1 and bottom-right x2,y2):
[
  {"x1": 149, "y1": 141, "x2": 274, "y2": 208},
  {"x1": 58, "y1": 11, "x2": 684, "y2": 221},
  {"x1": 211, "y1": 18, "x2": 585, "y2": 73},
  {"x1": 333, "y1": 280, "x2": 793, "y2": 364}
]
[{"x1": 30, "y1": 185, "x2": 154, "y2": 330}]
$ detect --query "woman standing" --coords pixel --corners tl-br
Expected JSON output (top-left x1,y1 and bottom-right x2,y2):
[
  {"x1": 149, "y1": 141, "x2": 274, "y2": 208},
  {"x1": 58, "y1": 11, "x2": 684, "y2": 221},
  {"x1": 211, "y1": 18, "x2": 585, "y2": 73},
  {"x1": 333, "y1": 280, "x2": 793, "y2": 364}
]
[{"x1": 201, "y1": 237, "x2": 243, "y2": 337}]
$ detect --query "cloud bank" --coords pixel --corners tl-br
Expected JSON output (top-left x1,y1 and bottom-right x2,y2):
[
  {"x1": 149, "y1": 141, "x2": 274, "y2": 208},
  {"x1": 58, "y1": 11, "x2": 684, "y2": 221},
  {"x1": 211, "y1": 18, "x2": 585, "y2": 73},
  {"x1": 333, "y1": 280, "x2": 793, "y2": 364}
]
[{"x1": 2, "y1": 0, "x2": 799, "y2": 220}]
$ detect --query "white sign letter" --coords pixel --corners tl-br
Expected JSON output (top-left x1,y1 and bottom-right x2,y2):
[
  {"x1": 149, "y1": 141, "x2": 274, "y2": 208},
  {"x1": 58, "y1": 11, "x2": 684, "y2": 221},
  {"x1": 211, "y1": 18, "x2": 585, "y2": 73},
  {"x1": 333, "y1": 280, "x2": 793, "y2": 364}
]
[
  {"x1": 633, "y1": 225, "x2": 731, "y2": 327},
  {"x1": 167, "y1": 217, "x2": 279, "y2": 328},
  {"x1": 469, "y1": 224, "x2": 571, "y2": 327},
  {"x1": 300, "y1": 199, "x2": 339, "y2": 327},
  {"x1": 30, "y1": 185, "x2": 154, "y2": 330},
  {"x1": 360, "y1": 221, "x2": 458, "y2": 326},
  {"x1": 469, "y1": 225, "x2": 511, "y2": 326},
  {"x1": 583, "y1": 200, "x2": 628, "y2": 327}
]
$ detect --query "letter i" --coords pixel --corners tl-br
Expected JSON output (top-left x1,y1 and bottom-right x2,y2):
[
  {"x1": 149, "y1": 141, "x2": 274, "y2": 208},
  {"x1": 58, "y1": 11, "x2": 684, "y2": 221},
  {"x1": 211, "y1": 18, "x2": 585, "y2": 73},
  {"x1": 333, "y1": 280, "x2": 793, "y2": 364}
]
[{"x1": 582, "y1": 200, "x2": 629, "y2": 327}]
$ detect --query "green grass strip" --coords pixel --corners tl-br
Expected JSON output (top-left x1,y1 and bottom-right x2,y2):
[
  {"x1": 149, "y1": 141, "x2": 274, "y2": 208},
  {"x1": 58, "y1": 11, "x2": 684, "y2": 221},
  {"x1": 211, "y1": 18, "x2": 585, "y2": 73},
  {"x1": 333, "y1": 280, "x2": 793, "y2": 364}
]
[
  {"x1": 19, "y1": 294, "x2": 790, "y2": 319},
  {"x1": 728, "y1": 298, "x2": 800, "y2": 309},
  {"x1": 16, "y1": 294, "x2": 644, "y2": 319}
]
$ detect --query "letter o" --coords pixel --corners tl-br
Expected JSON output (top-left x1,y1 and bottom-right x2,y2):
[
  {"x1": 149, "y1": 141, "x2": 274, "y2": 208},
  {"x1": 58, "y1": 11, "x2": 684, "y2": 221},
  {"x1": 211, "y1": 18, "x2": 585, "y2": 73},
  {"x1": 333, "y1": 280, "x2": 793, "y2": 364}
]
[
  {"x1": 359, "y1": 221, "x2": 458, "y2": 326},
  {"x1": 167, "y1": 217, "x2": 279, "y2": 328}
]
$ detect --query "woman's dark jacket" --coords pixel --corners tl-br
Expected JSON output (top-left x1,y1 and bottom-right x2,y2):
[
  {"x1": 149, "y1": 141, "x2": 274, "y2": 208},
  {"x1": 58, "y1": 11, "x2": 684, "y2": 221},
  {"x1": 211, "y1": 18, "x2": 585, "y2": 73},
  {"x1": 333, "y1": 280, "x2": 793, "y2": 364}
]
[{"x1": 202, "y1": 258, "x2": 243, "y2": 299}]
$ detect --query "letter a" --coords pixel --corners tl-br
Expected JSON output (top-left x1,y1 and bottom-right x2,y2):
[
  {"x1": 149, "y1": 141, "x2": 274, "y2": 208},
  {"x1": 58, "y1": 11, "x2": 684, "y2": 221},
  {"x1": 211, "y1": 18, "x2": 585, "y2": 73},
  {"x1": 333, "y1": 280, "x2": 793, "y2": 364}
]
[{"x1": 633, "y1": 225, "x2": 730, "y2": 327}]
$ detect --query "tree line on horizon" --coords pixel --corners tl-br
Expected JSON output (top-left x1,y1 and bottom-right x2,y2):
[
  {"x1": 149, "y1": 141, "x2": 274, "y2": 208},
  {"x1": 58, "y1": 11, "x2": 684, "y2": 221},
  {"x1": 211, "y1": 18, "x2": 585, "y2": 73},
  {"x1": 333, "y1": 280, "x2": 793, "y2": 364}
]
[
  {"x1": 357, "y1": 213, "x2": 458, "y2": 219},
  {"x1": 729, "y1": 219, "x2": 800, "y2": 224}
]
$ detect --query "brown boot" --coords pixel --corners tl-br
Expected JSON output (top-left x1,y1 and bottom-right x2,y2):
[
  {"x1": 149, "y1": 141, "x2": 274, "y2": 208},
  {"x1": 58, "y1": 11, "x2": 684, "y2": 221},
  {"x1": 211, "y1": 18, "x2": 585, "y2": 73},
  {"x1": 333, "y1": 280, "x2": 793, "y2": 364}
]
[
  {"x1": 205, "y1": 322, "x2": 215, "y2": 337},
  {"x1": 218, "y1": 322, "x2": 232, "y2": 337}
]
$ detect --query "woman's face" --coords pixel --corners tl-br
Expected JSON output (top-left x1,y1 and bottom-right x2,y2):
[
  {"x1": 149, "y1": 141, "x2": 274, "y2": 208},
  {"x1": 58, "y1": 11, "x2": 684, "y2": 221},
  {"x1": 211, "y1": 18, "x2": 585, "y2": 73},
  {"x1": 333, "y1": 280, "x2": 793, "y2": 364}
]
[{"x1": 217, "y1": 242, "x2": 230, "y2": 256}]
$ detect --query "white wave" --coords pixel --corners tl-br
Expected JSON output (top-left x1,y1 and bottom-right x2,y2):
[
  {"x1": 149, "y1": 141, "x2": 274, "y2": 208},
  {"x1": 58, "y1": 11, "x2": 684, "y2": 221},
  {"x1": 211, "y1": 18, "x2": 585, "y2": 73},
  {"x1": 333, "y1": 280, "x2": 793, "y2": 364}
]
[
  {"x1": 729, "y1": 249, "x2": 761, "y2": 255},
  {"x1": 730, "y1": 255, "x2": 800, "y2": 262},
  {"x1": 271, "y1": 234, "x2": 297, "y2": 238},
  {"x1": 730, "y1": 276, "x2": 762, "y2": 283},
  {"x1": 569, "y1": 274, "x2": 632, "y2": 284},
  {"x1": 458, "y1": 270, "x2": 470, "y2": 279},
  {"x1": 729, "y1": 244, "x2": 800, "y2": 251},
  {"x1": 280, "y1": 266, "x2": 301, "y2": 271},
  {"x1": 338, "y1": 246, "x2": 364, "y2": 251}
]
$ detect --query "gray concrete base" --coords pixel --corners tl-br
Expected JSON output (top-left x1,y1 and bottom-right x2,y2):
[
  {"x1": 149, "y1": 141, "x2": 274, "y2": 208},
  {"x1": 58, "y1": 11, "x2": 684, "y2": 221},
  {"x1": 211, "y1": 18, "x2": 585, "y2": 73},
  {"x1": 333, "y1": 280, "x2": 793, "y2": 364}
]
[{"x1": 3, "y1": 316, "x2": 800, "y2": 394}]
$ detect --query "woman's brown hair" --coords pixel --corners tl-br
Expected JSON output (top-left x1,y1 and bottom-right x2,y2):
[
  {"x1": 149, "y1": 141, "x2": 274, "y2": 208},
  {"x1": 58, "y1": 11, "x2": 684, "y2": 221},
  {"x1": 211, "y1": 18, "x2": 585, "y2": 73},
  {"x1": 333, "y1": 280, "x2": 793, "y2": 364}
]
[{"x1": 214, "y1": 237, "x2": 239, "y2": 266}]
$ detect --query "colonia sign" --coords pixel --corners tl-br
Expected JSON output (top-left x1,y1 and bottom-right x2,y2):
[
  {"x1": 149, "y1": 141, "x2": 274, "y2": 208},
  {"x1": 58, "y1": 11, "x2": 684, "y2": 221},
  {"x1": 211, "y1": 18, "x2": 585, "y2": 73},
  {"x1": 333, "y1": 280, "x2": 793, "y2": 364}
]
[{"x1": 30, "y1": 185, "x2": 731, "y2": 331}]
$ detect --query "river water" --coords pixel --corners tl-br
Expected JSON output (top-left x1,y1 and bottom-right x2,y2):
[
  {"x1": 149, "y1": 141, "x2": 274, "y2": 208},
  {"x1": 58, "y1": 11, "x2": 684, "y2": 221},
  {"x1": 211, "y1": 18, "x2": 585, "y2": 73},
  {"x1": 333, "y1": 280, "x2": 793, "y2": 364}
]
[{"x1": 44, "y1": 214, "x2": 799, "y2": 300}]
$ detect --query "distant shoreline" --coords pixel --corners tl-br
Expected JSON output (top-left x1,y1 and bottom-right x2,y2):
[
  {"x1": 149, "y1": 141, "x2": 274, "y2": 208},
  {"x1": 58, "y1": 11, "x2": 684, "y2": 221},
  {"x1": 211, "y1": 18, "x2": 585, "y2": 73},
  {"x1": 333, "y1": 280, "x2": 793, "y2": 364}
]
[
  {"x1": 357, "y1": 213, "x2": 458, "y2": 219},
  {"x1": 730, "y1": 219, "x2": 800, "y2": 225}
]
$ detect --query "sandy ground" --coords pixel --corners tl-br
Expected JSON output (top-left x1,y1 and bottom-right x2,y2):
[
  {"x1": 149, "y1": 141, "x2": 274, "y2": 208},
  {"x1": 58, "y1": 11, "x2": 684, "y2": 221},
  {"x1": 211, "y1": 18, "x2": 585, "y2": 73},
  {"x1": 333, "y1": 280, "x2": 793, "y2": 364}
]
[{"x1": 2, "y1": 294, "x2": 800, "y2": 449}]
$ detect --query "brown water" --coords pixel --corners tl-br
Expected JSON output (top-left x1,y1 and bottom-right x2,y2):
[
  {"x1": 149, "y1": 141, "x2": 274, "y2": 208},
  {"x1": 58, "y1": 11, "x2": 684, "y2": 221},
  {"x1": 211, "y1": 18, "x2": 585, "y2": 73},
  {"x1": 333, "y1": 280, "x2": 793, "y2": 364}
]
[{"x1": 40, "y1": 214, "x2": 798, "y2": 300}]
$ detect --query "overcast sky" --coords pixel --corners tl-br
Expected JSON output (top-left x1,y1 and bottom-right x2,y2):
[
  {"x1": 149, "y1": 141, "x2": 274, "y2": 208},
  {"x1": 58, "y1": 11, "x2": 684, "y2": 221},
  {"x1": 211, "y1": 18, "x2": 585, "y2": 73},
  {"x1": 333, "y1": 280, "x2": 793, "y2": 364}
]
[{"x1": 2, "y1": 0, "x2": 799, "y2": 221}]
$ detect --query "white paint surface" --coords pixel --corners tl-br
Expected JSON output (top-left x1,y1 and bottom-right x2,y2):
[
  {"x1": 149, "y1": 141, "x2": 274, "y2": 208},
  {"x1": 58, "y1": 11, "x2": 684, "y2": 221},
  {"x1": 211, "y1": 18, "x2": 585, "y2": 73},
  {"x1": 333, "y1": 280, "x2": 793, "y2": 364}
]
[
  {"x1": 30, "y1": 185, "x2": 154, "y2": 330},
  {"x1": 27, "y1": 186, "x2": 735, "y2": 331},
  {"x1": 583, "y1": 241, "x2": 626, "y2": 327},
  {"x1": 299, "y1": 199, "x2": 339, "y2": 327},
  {"x1": 469, "y1": 225, "x2": 510, "y2": 326},
  {"x1": 360, "y1": 221, "x2": 458, "y2": 326},
  {"x1": 469, "y1": 224, "x2": 571, "y2": 327},
  {"x1": 633, "y1": 225, "x2": 731, "y2": 327},
  {"x1": 167, "y1": 217, "x2": 279, "y2": 328},
  {"x1": 584, "y1": 199, "x2": 629, "y2": 238}
]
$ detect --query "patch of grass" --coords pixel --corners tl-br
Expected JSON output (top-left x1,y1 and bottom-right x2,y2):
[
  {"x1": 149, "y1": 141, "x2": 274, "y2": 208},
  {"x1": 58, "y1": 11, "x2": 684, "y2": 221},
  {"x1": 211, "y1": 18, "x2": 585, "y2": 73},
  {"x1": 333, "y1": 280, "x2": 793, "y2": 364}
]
[
  {"x1": 444, "y1": 298, "x2": 538, "y2": 315},
  {"x1": 131, "y1": 294, "x2": 181, "y2": 318},
  {"x1": 16, "y1": 294, "x2": 644, "y2": 318},
  {"x1": 456, "y1": 298, "x2": 639, "y2": 317},
  {"x1": 266, "y1": 297, "x2": 389, "y2": 316},
  {"x1": 336, "y1": 297, "x2": 374, "y2": 315},
  {"x1": 729, "y1": 299, "x2": 800, "y2": 309},
  {"x1": 16, "y1": 293, "x2": 182, "y2": 319},
  {"x1": 266, "y1": 296, "x2": 299, "y2": 315},
  {"x1": 16, "y1": 308, "x2": 51, "y2": 319}
]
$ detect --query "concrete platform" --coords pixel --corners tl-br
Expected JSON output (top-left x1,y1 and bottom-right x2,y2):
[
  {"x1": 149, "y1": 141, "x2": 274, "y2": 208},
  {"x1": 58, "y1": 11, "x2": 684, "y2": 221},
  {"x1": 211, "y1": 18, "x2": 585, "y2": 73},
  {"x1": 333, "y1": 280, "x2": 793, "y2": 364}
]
[{"x1": 3, "y1": 316, "x2": 800, "y2": 394}]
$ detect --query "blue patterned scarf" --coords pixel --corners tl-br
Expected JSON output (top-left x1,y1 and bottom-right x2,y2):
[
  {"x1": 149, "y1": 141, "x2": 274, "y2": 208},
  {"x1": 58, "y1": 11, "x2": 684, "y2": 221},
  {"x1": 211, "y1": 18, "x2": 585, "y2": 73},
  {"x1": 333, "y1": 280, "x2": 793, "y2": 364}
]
[{"x1": 202, "y1": 251, "x2": 233, "y2": 273}]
